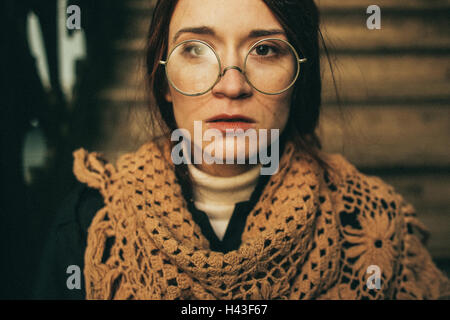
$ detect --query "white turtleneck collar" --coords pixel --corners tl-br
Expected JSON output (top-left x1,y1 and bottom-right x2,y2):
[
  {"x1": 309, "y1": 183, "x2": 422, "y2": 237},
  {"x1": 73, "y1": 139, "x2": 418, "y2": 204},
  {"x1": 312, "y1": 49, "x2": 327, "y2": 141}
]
[{"x1": 187, "y1": 163, "x2": 262, "y2": 240}]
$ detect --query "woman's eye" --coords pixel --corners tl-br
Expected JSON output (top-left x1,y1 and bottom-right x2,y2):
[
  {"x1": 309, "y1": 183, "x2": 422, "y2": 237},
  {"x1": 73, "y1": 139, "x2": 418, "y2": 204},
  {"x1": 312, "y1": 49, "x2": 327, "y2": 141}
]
[
  {"x1": 252, "y1": 45, "x2": 277, "y2": 56},
  {"x1": 184, "y1": 45, "x2": 207, "y2": 56}
]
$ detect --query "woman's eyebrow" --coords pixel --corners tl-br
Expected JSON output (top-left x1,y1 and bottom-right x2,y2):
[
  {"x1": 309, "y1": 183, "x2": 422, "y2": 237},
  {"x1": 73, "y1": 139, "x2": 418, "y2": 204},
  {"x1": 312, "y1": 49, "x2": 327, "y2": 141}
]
[
  {"x1": 248, "y1": 29, "x2": 286, "y2": 39},
  {"x1": 172, "y1": 26, "x2": 286, "y2": 44},
  {"x1": 172, "y1": 26, "x2": 215, "y2": 44}
]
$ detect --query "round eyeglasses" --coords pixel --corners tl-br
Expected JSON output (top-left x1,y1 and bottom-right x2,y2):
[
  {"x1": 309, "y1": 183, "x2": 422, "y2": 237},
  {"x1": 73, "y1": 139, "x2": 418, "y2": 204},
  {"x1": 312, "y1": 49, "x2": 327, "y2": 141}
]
[{"x1": 159, "y1": 38, "x2": 307, "y2": 96}]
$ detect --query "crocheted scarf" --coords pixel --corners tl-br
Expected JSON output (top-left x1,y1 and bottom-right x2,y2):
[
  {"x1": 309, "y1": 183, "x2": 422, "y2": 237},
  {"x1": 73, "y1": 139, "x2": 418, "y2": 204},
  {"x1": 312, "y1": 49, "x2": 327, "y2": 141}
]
[{"x1": 73, "y1": 137, "x2": 449, "y2": 300}]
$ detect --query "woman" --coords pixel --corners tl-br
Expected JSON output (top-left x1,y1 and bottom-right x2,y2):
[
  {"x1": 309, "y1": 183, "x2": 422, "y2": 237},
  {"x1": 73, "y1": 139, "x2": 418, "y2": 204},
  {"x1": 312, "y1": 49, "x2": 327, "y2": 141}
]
[{"x1": 35, "y1": 0, "x2": 449, "y2": 299}]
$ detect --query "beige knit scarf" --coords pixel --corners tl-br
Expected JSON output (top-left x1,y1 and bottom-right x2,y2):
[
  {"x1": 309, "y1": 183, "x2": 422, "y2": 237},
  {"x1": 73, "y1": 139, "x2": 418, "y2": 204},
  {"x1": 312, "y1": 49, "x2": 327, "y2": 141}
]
[{"x1": 73, "y1": 136, "x2": 449, "y2": 300}]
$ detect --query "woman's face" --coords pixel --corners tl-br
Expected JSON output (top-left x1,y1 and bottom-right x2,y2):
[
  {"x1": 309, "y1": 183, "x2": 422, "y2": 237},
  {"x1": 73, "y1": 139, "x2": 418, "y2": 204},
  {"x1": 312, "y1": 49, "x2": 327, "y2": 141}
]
[{"x1": 165, "y1": 0, "x2": 293, "y2": 165}]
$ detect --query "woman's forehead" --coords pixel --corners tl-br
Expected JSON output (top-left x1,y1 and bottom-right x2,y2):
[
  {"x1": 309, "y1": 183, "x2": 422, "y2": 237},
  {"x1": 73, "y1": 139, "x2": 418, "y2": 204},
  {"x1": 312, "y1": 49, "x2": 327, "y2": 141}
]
[{"x1": 169, "y1": 0, "x2": 284, "y2": 42}]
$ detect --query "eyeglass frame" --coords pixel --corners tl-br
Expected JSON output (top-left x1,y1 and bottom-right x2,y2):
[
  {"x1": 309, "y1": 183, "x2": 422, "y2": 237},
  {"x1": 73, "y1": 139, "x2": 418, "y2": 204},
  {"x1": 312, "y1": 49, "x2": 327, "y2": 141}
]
[{"x1": 159, "y1": 37, "x2": 307, "y2": 96}]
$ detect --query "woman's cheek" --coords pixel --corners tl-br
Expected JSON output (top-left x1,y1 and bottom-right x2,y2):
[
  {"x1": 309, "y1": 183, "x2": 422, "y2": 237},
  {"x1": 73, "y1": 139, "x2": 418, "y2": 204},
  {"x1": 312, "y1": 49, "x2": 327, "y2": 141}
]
[
  {"x1": 270, "y1": 101, "x2": 290, "y2": 132},
  {"x1": 172, "y1": 100, "x2": 191, "y2": 129}
]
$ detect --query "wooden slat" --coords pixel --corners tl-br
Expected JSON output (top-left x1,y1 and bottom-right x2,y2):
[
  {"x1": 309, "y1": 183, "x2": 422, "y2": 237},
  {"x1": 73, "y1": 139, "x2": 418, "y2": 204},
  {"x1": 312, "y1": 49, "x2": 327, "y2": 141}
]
[
  {"x1": 321, "y1": 13, "x2": 450, "y2": 51},
  {"x1": 321, "y1": 54, "x2": 450, "y2": 103},
  {"x1": 115, "y1": 9, "x2": 450, "y2": 52},
  {"x1": 381, "y1": 175, "x2": 449, "y2": 212},
  {"x1": 315, "y1": 0, "x2": 450, "y2": 10},
  {"x1": 319, "y1": 104, "x2": 450, "y2": 167},
  {"x1": 125, "y1": 0, "x2": 450, "y2": 11},
  {"x1": 101, "y1": 54, "x2": 450, "y2": 104}
]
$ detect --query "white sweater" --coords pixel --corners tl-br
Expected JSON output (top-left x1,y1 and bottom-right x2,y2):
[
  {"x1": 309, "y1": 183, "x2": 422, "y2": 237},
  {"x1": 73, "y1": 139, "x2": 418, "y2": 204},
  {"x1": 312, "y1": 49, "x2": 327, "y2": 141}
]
[{"x1": 187, "y1": 164, "x2": 262, "y2": 241}]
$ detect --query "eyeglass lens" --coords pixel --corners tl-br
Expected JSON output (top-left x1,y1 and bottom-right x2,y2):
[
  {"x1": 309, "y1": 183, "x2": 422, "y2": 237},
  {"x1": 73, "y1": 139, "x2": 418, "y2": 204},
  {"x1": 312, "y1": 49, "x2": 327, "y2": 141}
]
[{"x1": 165, "y1": 39, "x2": 299, "y2": 95}]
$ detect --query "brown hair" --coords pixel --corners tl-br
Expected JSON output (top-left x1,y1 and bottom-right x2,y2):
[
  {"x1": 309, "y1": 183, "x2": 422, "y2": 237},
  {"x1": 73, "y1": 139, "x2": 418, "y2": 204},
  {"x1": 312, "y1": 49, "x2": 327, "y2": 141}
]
[{"x1": 144, "y1": 0, "x2": 336, "y2": 198}]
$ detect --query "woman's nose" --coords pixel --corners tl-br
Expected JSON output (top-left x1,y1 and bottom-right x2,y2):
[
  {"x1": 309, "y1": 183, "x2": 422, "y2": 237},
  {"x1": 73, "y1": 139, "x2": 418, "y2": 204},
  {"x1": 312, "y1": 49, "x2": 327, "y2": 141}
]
[{"x1": 211, "y1": 65, "x2": 253, "y2": 99}]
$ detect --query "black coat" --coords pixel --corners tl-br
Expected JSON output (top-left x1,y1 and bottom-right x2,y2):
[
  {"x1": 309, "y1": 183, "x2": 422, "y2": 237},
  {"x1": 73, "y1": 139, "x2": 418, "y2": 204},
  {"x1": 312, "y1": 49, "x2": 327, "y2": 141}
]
[{"x1": 33, "y1": 175, "x2": 270, "y2": 299}]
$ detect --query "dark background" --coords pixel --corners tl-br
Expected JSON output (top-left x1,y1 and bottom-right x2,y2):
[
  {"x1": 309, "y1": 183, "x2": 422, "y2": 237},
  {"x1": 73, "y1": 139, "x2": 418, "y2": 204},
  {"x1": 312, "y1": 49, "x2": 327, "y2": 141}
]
[{"x1": 0, "y1": 0, "x2": 449, "y2": 299}]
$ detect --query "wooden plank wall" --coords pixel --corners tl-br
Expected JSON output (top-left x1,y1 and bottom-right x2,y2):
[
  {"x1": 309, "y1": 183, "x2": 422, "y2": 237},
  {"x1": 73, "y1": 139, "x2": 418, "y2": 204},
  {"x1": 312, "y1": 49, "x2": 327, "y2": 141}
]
[
  {"x1": 316, "y1": 0, "x2": 450, "y2": 261},
  {"x1": 93, "y1": 0, "x2": 449, "y2": 261}
]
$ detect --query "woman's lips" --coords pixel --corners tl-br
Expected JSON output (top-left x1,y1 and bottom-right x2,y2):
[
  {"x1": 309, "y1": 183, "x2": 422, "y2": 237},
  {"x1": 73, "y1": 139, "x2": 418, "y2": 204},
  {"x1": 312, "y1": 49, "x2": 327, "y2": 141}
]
[{"x1": 205, "y1": 114, "x2": 256, "y2": 133}]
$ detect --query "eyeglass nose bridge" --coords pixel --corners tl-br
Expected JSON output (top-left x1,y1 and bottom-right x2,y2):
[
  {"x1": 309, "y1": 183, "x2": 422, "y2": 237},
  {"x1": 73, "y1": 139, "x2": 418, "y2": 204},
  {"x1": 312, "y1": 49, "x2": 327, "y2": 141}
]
[
  {"x1": 220, "y1": 65, "x2": 244, "y2": 77},
  {"x1": 213, "y1": 65, "x2": 249, "y2": 92}
]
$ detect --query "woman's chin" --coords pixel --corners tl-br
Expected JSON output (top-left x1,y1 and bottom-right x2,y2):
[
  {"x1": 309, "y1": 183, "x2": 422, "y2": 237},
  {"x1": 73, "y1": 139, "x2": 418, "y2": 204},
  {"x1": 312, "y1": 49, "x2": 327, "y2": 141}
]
[{"x1": 201, "y1": 140, "x2": 258, "y2": 165}]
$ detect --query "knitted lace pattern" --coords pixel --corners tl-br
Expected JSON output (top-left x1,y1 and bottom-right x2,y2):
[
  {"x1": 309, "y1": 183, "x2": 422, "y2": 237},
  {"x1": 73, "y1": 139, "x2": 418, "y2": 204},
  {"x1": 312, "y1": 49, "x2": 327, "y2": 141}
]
[{"x1": 73, "y1": 137, "x2": 449, "y2": 300}]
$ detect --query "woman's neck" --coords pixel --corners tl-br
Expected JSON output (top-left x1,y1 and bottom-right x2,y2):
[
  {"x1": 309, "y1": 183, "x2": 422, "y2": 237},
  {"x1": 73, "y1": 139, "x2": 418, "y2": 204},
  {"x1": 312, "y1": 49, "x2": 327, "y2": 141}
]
[
  {"x1": 187, "y1": 162, "x2": 262, "y2": 240},
  {"x1": 188, "y1": 163, "x2": 262, "y2": 203}
]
